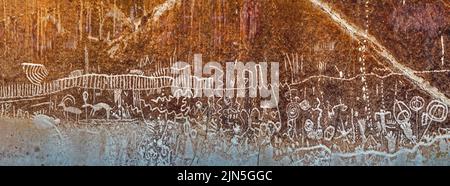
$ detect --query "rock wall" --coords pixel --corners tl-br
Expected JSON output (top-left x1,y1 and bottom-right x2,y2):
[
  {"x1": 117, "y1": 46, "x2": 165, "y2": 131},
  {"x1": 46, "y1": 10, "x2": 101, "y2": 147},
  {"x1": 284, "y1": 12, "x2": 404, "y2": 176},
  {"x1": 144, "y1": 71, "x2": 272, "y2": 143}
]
[{"x1": 0, "y1": 0, "x2": 449, "y2": 165}]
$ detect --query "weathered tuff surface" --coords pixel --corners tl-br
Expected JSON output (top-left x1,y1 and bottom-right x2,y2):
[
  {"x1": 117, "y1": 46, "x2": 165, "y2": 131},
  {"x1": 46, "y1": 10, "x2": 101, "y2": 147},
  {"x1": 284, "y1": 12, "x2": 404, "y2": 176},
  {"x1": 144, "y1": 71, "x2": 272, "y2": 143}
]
[{"x1": 0, "y1": 0, "x2": 449, "y2": 165}]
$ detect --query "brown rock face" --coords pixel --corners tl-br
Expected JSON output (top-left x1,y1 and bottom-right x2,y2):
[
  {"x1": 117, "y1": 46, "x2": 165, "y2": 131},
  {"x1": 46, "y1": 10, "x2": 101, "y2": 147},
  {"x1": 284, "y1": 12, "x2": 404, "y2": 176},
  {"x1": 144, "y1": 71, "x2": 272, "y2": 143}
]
[{"x1": 0, "y1": 0, "x2": 449, "y2": 165}]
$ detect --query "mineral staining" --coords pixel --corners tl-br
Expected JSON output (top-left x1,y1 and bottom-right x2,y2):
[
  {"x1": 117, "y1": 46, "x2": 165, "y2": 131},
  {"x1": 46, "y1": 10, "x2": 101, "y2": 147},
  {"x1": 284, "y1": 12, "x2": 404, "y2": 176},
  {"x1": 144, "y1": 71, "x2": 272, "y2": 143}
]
[{"x1": 0, "y1": 0, "x2": 449, "y2": 165}]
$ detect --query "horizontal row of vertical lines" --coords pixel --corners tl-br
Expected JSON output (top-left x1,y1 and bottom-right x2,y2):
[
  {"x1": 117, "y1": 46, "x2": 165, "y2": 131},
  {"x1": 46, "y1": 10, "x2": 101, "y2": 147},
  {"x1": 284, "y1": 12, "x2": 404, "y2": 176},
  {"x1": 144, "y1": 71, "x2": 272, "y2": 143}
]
[{"x1": 0, "y1": 75, "x2": 173, "y2": 99}]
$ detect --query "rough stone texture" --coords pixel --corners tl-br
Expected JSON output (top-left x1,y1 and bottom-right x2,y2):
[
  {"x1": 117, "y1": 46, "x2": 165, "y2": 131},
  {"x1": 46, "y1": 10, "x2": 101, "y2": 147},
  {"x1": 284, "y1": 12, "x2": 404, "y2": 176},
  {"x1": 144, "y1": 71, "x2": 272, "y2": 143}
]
[{"x1": 0, "y1": 0, "x2": 449, "y2": 165}]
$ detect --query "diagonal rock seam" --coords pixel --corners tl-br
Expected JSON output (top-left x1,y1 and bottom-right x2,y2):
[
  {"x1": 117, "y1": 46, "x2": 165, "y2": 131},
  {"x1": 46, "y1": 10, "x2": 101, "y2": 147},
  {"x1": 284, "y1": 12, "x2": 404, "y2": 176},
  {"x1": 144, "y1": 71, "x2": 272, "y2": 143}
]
[
  {"x1": 440, "y1": 0, "x2": 450, "y2": 8},
  {"x1": 152, "y1": 0, "x2": 180, "y2": 22},
  {"x1": 309, "y1": 0, "x2": 450, "y2": 106}
]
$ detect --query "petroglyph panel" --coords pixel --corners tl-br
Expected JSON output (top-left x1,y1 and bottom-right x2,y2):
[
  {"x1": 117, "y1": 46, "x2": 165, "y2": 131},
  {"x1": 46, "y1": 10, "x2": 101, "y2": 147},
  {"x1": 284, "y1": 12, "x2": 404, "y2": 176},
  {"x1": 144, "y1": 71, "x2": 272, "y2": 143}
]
[{"x1": 0, "y1": 0, "x2": 449, "y2": 165}]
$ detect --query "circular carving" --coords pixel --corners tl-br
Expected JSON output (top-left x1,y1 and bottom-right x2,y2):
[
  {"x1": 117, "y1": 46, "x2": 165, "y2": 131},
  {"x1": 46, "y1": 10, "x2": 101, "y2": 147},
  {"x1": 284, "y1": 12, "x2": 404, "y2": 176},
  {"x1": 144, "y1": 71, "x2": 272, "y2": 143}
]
[
  {"x1": 324, "y1": 126, "x2": 335, "y2": 141},
  {"x1": 304, "y1": 119, "x2": 314, "y2": 132},
  {"x1": 287, "y1": 102, "x2": 300, "y2": 119},
  {"x1": 409, "y1": 96, "x2": 425, "y2": 112},
  {"x1": 426, "y1": 100, "x2": 448, "y2": 122},
  {"x1": 299, "y1": 100, "x2": 311, "y2": 111}
]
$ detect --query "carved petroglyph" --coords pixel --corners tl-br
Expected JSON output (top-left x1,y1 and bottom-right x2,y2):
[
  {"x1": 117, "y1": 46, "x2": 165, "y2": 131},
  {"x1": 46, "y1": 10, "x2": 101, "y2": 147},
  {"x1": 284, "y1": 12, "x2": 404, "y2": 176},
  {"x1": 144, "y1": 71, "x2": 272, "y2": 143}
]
[
  {"x1": 171, "y1": 54, "x2": 279, "y2": 108},
  {"x1": 82, "y1": 103, "x2": 112, "y2": 120},
  {"x1": 21, "y1": 63, "x2": 49, "y2": 85},
  {"x1": 58, "y1": 94, "x2": 82, "y2": 122},
  {"x1": 0, "y1": 1, "x2": 448, "y2": 166},
  {"x1": 309, "y1": 0, "x2": 450, "y2": 107}
]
